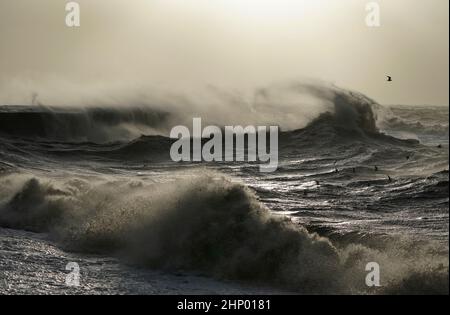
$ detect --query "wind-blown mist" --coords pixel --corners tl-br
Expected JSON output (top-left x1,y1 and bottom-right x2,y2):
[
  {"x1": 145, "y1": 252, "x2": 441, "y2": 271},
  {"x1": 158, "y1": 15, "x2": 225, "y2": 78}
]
[{"x1": 0, "y1": 81, "x2": 382, "y2": 142}]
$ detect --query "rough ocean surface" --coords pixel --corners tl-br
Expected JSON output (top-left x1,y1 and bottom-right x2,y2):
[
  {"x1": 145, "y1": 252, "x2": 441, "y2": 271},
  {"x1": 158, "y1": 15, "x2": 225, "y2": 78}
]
[
  {"x1": 0, "y1": 228, "x2": 285, "y2": 295},
  {"x1": 0, "y1": 87, "x2": 448, "y2": 295}
]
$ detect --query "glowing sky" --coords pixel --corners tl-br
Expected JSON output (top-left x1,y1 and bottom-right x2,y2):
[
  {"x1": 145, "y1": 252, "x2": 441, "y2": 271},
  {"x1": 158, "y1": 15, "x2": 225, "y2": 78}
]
[{"x1": 0, "y1": 0, "x2": 448, "y2": 106}]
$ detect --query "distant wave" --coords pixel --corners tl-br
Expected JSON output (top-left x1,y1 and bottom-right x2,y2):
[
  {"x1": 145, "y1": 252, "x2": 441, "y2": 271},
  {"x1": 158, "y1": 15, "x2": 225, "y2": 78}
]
[
  {"x1": 383, "y1": 116, "x2": 449, "y2": 136},
  {"x1": 375, "y1": 106, "x2": 449, "y2": 144},
  {"x1": 0, "y1": 106, "x2": 171, "y2": 143},
  {"x1": 0, "y1": 172, "x2": 447, "y2": 294}
]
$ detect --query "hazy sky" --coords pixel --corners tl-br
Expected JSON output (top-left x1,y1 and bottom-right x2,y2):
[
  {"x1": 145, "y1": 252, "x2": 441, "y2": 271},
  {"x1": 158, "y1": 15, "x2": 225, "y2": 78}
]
[{"x1": 0, "y1": 0, "x2": 448, "y2": 106}]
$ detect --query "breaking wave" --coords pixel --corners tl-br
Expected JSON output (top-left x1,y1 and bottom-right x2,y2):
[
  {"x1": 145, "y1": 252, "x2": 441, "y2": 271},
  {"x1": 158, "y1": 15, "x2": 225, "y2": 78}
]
[
  {"x1": 0, "y1": 82, "x2": 386, "y2": 143},
  {"x1": 0, "y1": 172, "x2": 447, "y2": 294},
  {"x1": 0, "y1": 106, "x2": 171, "y2": 143}
]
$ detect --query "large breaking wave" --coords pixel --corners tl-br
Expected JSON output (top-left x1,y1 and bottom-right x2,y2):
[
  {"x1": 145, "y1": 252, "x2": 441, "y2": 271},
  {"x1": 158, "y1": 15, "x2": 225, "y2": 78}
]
[
  {"x1": 0, "y1": 82, "x2": 384, "y2": 143},
  {"x1": 0, "y1": 172, "x2": 447, "y2": 294}
]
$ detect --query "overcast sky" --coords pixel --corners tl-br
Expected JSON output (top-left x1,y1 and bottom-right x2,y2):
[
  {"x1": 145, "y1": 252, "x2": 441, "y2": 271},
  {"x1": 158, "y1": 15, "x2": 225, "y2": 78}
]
[{"x1": 0, "y1": 0, "x2": 448, "y2": 106}]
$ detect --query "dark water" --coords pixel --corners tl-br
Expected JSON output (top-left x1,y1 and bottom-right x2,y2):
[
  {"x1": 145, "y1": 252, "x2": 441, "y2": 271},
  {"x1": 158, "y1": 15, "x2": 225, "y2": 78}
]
[{"x1": 0, "y1": 90, "x2": 448, "y2": 294}]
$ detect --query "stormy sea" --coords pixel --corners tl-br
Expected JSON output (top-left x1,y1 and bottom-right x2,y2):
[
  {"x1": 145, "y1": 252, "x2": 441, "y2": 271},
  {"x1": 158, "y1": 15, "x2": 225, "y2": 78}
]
[{"x1": 0, "y1": 85, "x2": 448, "y2": 295}]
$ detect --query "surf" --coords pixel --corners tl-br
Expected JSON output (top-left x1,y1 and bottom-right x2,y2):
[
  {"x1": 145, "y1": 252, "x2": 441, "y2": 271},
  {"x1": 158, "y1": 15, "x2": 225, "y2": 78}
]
[{"x1": 0, "y1": 171, "x2": 447, "y2": 294}]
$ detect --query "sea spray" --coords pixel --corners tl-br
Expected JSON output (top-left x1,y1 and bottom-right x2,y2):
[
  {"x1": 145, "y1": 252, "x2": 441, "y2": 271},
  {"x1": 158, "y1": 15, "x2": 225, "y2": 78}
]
[{"x1": 0, "y1": 172, "x2": 447, "y2": 294}]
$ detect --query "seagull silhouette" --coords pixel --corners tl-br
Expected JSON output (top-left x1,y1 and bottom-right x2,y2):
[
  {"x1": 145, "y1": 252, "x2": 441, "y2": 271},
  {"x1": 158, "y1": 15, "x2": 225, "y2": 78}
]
[{"x1": 387, "y1": 76, "x2": 392, "y2": 82}]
